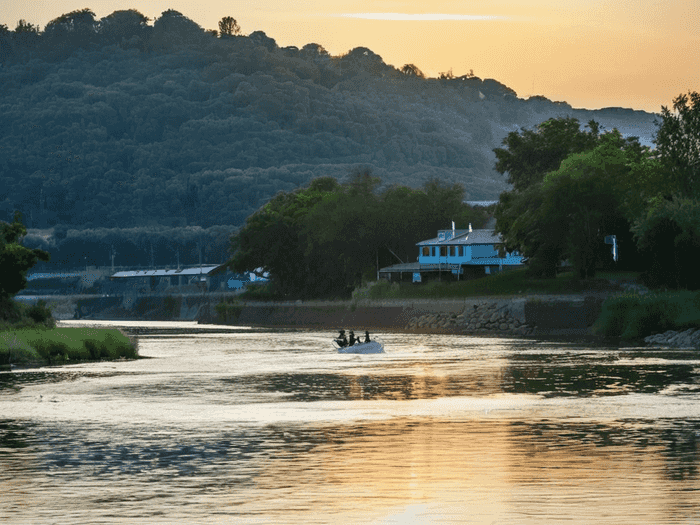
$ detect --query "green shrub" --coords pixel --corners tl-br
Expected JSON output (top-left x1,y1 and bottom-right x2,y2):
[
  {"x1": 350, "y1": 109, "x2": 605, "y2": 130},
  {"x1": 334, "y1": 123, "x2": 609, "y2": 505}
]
[
  {"x1": 215, "y1": 299, "x2": 243, "y2": 323},
  {"x1": 593, "y1": 291, "x2": 700, "y2": 339},
  {"x1": 26, "y1": 300, "x2": 56, "y2": 328}
]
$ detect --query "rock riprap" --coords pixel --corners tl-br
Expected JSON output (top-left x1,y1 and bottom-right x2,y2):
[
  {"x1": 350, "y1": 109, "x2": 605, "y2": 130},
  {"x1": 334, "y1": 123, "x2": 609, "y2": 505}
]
[
  {"x1": 644, "y1": 328, "x2": 700, "y2": 348},
  {"x1": 406, "y1": 302, "x2": 534, "y2": 335}
]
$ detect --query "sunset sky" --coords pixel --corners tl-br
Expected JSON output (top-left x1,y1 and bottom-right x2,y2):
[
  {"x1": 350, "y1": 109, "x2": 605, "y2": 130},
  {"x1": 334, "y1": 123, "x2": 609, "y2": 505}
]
[{"x1": 3, "y1": 0, "x2": 698, "y2": 113}]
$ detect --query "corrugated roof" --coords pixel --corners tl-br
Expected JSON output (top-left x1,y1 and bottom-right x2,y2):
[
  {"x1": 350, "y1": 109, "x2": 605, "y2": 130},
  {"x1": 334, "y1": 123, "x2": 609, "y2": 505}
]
[
  {"x1": 416, "y1": 229, "x2": 502, "y2": 246},
  {"x1": 111, "y1": 265, "x2": 220, "y2": 278}
]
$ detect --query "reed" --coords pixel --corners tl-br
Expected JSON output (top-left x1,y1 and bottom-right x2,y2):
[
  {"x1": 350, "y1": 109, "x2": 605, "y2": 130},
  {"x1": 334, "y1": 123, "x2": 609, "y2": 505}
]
[
  {"x1": 593, "y1": 291, "x2": 700, "y2": 339},
  {"x1": 0, "y1": 327, "x2": 138, "y2": 366}
]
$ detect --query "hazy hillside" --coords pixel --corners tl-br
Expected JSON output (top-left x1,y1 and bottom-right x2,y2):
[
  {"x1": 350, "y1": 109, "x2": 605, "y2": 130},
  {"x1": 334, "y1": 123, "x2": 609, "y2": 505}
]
[{"x1": 0, "y1": 9, "x2": 659, "y2": 231}]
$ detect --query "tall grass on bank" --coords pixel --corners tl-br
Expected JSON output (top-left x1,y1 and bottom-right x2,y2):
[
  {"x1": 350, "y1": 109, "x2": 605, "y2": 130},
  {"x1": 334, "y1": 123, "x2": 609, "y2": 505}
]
[
  {"x1": 593, "y1": 291, "x2": 700, "y2": 339},
  {"x1": 0, "y1": 327, "x2": 138, "y2": 366}
]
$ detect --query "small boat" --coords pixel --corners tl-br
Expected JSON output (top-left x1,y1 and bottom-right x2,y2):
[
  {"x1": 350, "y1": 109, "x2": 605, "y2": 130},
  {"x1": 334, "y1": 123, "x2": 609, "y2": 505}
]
[{"x1": 333, "y1": 338, "x2": 384, "y2": 354}]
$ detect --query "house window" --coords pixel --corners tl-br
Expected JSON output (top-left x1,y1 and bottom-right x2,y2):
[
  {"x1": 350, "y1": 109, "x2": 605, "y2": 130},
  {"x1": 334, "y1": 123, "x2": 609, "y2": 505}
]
[
  {"x1": 422, "y1": 247, "x2": 430, "y2": 256},
  {"x1": 458, "y1": 246, "x2": 464, "y2": 256},
  {"x1": 432, "y1": 247, "x2": 436, "y2": 257},
  {"x1": 440, "y1": 246, "x2": 447, "y2": 257},
  {"x1": 449, "y1": 246, "x2": 455, "y2": 257}
]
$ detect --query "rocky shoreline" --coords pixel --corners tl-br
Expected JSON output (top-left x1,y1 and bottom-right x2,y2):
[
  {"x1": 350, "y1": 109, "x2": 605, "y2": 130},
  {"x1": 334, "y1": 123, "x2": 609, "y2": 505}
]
[
  {"x1": 406, "y1": 301, "x2": 535, "y2": 335},
  {"x1": 644, "y1": 328, "x2": 700, "y2": 349}
]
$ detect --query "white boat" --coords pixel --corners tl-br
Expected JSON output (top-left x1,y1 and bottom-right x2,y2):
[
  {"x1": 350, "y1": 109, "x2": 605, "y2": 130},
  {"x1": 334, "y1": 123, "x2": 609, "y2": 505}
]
[{"x1": 334, "y1": 338, "x2": 384, "y2": 354}]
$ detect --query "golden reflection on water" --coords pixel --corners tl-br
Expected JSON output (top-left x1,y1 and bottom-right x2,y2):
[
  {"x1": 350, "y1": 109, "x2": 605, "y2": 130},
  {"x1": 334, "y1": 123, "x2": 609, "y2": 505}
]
[{"x1": 1, "y1": 323, "x2": 699, "y2": 524}]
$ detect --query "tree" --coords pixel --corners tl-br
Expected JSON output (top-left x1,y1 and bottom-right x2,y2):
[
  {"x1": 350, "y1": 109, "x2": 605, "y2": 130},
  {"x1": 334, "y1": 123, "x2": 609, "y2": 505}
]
[
  {"x1": 494, "y1": 117, "x2": 600, "y2": 191},
  {"x1": 400, "y1": 63, "x2": 425, "y2": 78},
  {"x1": 632, "y1": 195, "x2": 700, "y2": 289},
  {"x1": 228, "y1": 177, "x2": 341, "y2": 297},
  {"x1": 98, "y1": 9, "x2": 151, "y2": 47},
  {"x1": 0, "y1": 212, "x2": 51, "y2": 300},
  {"x1": 654, "y1": 91, "x2": 700, "y2": 199},
  {"x1": 12, "y1": 19, "x2": 41, "y2": 49},
  {"x1": 44, "y1": 8, "x2": 97, "y2": 50},
  {"x1": 496, "y1": 127, "x2": 650, "y2": 279},
  {"x1": 218, "y1": 16, "x2": 241, "y2": 37}
]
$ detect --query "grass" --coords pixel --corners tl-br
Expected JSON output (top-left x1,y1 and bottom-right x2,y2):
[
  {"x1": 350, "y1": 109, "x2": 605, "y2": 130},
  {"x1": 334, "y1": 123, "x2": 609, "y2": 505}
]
[
  {"x1": 358, "y1": 268, "x2": 629, "y2": 300},
  {"x1": 0, "y1": 327, "x2": 139, "y2": 367},
  {"x1": 593, "y1": 290, "x2": 700, "y2": 340}
]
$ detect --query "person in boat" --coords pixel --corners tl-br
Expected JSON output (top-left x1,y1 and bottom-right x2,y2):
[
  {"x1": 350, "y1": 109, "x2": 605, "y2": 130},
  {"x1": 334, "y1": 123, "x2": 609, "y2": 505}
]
[
  {"x1": 348, "y1": 330, "x2": 359, "y2": 346},
  {"x1": 335, "y1": 329, "x2": 348, "y2": 347},
  {"x1": 364, "y1": 331, "x2": 371, "y2": 343}
]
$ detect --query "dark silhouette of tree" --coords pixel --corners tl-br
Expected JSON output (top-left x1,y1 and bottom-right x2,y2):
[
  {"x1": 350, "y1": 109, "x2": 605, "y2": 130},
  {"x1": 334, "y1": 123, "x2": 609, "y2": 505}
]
[
  {"x1": 151, "y1": 9, "x2": 205, "y2": 49},
  {"x1": 654, "y1": 91, "x2": 700, "y2": 199},
  {"x1": 218, "y1": 16, "x2": 241, "y2": 37},
  {"x1": 401, "y1": 63, "x2": 425, "y2": 78},
  {"x1": 494, "y1": 117, "x2": 600, "y2": 191},
  {"x1": 0, "y1": 212, "x2": 51, "y2": 300},
  {"x1": 438, "y1": 68, "x2": 454, "y2": 79},
  {"x1": 44, "y1": 8, "x2": 97, "y2": 50},
  {"x1": 98, "y1": 9, "x2": 151, "y2": 47},
  {"x1": 12, "y1": 19, "x2": 41, "y2": 50}
]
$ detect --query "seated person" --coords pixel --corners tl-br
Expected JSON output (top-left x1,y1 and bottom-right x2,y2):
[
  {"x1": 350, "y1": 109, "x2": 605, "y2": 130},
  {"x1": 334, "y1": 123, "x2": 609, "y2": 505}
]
[
  {"x1": 348, "y1": 330, "x2": 358, "y2": 346},
  {"x1": 335, "y1": 329, "x2": 348, "y2": 347},
  {"x1": 364, "y1": 331, "x2": 371, "y2": 343}
]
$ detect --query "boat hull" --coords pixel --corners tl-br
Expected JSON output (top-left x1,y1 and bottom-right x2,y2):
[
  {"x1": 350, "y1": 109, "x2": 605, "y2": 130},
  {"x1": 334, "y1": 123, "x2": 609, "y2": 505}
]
[{"x1": 336, "y1": 341, "x2": 384, "y2": 354}]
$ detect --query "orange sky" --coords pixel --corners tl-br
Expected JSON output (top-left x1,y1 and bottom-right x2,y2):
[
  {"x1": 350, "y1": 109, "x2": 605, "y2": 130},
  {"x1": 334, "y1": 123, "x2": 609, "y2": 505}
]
[{"x1": 4, "y1": 0, "x2": 699, "y2": 112}]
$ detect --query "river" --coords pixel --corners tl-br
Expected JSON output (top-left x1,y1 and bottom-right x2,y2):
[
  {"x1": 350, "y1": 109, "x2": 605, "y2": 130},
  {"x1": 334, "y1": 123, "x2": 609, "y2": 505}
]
[{"x1": 1, "y1": 320, "x2": 699, "y2": 524}]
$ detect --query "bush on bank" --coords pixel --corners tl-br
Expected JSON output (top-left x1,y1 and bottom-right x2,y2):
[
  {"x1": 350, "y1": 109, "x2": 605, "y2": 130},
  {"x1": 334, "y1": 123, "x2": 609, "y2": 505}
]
[
  {"x1": 0, "y1": 298, "x2": 56, "y2": 331},
  {"x1": 358, "y1": 269, "x2": 626, "y2": 300},
  {"x1": 0, "y1": 327, "x2": 138, "y2": 366},
  {"x1": 593, "y1": 291, "x2": 700, "y2": 339}
]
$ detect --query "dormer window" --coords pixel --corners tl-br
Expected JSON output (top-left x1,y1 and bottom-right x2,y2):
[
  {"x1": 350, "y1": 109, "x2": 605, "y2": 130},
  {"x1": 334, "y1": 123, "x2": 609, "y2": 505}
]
[{"x1": 438, "y1": 232, "x2": 445, "y2": 241}]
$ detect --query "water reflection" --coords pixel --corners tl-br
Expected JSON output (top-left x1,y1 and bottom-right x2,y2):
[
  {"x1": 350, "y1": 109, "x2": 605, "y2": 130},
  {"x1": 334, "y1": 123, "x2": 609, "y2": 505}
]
[
  {"x1": 503, "y1": 348, "x2": 700, "y2": 398},
  {"x1": 1, "y1": 326, "x2": 699, "y2": 524}
]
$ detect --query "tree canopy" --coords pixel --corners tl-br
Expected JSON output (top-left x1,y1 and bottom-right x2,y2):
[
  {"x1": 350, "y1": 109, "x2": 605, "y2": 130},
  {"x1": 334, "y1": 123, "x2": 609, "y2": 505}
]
[
  {"x1": 494, "y1": 117, "x2": 601, "y2": 192},
  {"x1": 654, "y1": 91, "x2": 700, "y2": 198},
  {"x1": 228, "y1": 174, "x2": 488, "y2": 298},
  {"x1": 0, "y1": 212, "x2": 51, "y2": 299},
  {"x1": 495, "y1": 121, "x2": 651, "y2": 279},
  {"x1": 495, "y1": 92, "x2": 700, "y2": 289},
  {"x1": 218, "y1": 16, "x2": 241, "y2": 37}
]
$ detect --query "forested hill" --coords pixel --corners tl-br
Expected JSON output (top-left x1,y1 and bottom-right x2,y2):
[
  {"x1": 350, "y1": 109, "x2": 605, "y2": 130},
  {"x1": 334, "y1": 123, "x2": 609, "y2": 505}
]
[{"x1": 1, "y1": 9, "x2": 658, "y2": 231}]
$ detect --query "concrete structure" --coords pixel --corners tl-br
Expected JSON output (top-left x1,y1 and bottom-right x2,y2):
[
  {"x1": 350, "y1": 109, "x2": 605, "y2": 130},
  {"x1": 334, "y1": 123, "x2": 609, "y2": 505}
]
[{"x1": 379, "y1": 225, "x2": 524, "y2": 282}]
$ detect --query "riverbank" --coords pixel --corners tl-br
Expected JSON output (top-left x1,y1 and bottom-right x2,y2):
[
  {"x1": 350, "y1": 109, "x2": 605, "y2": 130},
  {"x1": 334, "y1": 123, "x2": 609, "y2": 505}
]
[
  {"x1": 0, "y1": 326, "x2": 139, "y2": 369},
  {"x1": 19, "y1": 289, "x2": 698, "y2": 348},
  {"x1": 201, "y1": 294, "x2": 609, "y2": 339}
]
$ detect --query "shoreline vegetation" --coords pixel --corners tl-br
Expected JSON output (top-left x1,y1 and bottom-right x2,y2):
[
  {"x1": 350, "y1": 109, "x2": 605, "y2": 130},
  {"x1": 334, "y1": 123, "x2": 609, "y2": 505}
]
[
  {"x1": 0, "y1": 326, "x2": 138, "y2": 370},
  {"x1": 218, "y1": 269, "x2": 700, "y2": 347}
]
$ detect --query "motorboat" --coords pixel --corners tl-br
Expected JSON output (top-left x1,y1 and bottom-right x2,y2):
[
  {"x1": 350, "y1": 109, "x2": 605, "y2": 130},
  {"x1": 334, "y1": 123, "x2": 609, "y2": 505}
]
[{"x1": 333, "y1": 338, "x2": 384, "y2": 354}]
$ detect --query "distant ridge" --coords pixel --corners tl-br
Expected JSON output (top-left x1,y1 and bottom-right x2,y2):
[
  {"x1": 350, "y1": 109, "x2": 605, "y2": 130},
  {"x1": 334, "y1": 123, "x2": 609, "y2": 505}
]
[{"x1": 0, "y1": 10, "x2": 659, "y2": 230}]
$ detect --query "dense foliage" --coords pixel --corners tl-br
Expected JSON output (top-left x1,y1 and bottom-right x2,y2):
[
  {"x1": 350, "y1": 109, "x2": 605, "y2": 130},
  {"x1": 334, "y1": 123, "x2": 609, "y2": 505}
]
[
  {"x1": 1, "y1": 8, "x2": 657, "y2": 236},
  {"x1": 228, "y1": 174, "x2": 488, "y2": 298},
  {"x1": 593, "y1": 291, "x2": 700, "y2": 339},
  {"x1": 494, "y1": 91, "x2": 700, "y2": 289},
  {"x1": 23, "y1": 224, "x2": 236, "y2": 271},
  {"x1": 1, "y1": 212, "x2": 50, "y2": 298}
]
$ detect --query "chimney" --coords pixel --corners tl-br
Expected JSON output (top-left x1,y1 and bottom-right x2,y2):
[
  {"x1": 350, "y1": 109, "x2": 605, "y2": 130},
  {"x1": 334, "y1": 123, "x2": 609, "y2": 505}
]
[{"x1": 469, "y1": 223, "x2": 472, "y2": 233}]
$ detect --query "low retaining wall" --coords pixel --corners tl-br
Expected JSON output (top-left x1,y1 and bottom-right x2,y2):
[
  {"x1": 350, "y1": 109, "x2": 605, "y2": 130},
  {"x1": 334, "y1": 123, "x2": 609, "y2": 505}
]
[
  {"x1": 209, "y1": 295, "x2": 606, "y2": 337},
  {"x1": 24, "y1": 293, "x2": 607, "y2": 339}
]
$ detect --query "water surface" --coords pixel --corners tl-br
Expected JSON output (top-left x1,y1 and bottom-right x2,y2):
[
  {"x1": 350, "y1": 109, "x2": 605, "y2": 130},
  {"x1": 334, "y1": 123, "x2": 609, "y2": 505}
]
[{"x1": 1, "y1": 320, "x2": 699, "y2": 524}]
